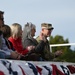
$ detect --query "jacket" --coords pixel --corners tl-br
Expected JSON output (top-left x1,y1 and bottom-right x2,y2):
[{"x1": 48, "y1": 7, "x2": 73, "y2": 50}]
[{"x1": 8, "y1": 37, "x2": 29, "y2": 55}]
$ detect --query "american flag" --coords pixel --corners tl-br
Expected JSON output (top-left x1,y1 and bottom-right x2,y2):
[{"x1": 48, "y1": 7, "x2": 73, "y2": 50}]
[{"x1": 0, "y1": 59, "x2": 75, "y2": 75}]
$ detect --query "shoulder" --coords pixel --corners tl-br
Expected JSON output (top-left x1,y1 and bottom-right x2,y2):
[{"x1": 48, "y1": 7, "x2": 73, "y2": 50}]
[
  {"x1": 8, "y1": 37, "x2": 15, "y2": 43},
  {"x1": 36, "y1": 36, "x2": 40, "y2": 43},
  {"x1": 8, "y1": 37, "x2": 13, "y2": 40},
  {"x1": 24, "y1": 37, "x2": 33, "y2": 43}
]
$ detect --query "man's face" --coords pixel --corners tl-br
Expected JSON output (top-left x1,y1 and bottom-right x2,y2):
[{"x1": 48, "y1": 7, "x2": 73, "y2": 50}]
[
  {"x1": 42, "y1": 28, "x2": 53, "y2": 37},
  {"x1": 0, "y1": 14, "x2": 4, "y2": 28}
]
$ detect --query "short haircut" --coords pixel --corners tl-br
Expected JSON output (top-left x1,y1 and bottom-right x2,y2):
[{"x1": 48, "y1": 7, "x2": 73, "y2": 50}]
[{"x1": 0, "y1": 25, "x2": 11, "y2": 38}]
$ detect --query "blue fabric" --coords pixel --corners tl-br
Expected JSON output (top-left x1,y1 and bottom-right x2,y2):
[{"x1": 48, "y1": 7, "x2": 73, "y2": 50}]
[{"x1": 0, "y1": 52, "x2": 6, "y2": 59}]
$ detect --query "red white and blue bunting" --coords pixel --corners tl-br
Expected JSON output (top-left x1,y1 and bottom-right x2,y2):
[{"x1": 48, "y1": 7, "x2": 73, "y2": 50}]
[{"x1": 0, "y1": 59, "x2": 75, "y2": 75}]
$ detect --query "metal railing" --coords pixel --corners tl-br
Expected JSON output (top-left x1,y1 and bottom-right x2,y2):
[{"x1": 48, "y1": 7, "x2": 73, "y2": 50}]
[{"x1": 50, "y1": 43, "x2": 75, "y2": 52}]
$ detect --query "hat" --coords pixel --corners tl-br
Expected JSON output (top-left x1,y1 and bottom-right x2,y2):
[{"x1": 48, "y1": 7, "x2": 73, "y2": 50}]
[{"x1": 41, "y1": 23, "x2": 54, "y2": 30}]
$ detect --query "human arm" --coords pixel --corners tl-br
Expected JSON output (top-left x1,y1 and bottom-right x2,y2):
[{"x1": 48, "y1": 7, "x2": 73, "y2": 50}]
[
  {"x1": 23, "y1": 38, "x2": 45, "y2": 53},
  {"x1": 8, "y1": 37, "x2": 30, "y2": 55}
]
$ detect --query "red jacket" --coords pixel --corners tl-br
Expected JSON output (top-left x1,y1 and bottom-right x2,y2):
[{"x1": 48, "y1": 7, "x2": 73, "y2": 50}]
[{"x1": 8, "y1": 37, "x2": 29, "y2": 55}]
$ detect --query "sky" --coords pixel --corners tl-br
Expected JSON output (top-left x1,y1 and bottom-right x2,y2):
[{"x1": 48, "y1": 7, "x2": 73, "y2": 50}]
[{"x1": 0, "y1": 0, "x2": 75, "y2": 44}]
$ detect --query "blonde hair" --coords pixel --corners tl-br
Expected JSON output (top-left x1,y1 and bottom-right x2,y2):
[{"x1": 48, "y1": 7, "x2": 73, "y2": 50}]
[{"x1": 10, "y1": 23, "x2": 22, "y2": 38}]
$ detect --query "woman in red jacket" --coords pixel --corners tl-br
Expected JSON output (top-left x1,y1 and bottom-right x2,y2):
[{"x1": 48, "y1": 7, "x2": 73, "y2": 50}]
[{"x1": 8, "y1": 23, "x2": 34, "y2": 56}]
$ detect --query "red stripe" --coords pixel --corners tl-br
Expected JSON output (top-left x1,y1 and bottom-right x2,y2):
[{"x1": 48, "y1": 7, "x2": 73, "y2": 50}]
[
  {"x1": 36, "y1": 66, "x2": 42, "y2": 75},
  {"x1": 18, "y1": 65, "x2": 26, "y2": 75},
  {"x1": 0, "y1": 71, "x2": 5, "y2": 75},
  {"x1": 51, "y1": 64, "x2": 65, "y2": 75}
]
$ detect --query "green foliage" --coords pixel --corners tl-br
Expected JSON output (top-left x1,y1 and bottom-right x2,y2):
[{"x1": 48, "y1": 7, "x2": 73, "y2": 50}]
[
  {"x1": 49, "y1": 35, "x2": 75, "y2": 62},
  {"x1": 49, "y1": 35, "x2": 69, "y2": 44},
  {"x1": 57, "y1": 49, "x2": 75, "y2": 62}
]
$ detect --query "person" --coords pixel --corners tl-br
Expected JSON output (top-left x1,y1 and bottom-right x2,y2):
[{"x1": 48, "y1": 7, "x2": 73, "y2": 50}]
[
  {"x1": 0, "y1": 24, "x2": 16, "y2": 50},
  {"x1": 0, "y1": 11, "x2": 4, "y2": 28},
  {"x1": 0, "y1": 30, "x2": 6, "y2": 58},
  {"x1": 0, "y1": 30, "x2": 20, "y2": 59},
  {"x1": 22, "y1": 22, "x2": 46, "y2": 61},
  {"x1": 36, "y1": 23, "x2": 62, "y2": 61},
  {"x1": 0, "y1": 30, "x2": 2, "y2": 48},
  {"x1": 0, "y1": 11, "x2": 21, "y2": 59},
  {"x1": 8, "y1": 23, "x2": 34, "y2": 57}
]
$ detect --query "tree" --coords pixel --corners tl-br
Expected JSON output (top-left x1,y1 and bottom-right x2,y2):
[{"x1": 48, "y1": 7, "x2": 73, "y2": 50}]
[
  {"x1": 49, "y1": 35, "x2": 70, "y2": 53},
  {"x1": 49, "y1": 35, "x2": 75, "y2": 62}
]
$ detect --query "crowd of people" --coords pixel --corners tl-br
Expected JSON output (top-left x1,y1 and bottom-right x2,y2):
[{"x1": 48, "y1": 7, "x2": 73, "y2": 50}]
[{"x1": 0, "y1": 10, "x2": 62, "y2": 61}]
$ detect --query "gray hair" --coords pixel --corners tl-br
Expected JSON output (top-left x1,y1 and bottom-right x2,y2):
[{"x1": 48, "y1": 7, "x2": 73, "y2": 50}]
[{"x1": 22, "y1": 22, "x2": 36, "y2": 46}]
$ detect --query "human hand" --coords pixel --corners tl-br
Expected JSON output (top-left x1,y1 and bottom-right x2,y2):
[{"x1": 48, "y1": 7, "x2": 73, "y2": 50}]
[
  {"x1": 27, "y1": 46, "x2": 35, "y2": 51},
  {"x1": 10, "y1": 51, "x2": 21, "y2": 60},
  {"x1": 54, "y1": 50, "x2": 63, "y2": 57},
  {"x1": 39, "y1": 32, "x2": 46, "y2": 42}
]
